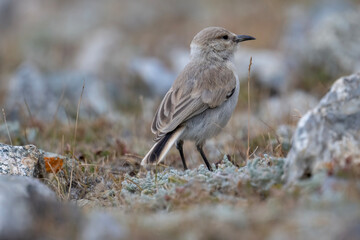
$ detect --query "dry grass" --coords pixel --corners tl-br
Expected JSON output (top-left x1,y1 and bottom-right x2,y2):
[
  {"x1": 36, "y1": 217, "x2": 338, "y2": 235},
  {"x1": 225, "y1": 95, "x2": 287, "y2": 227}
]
[
  {"x1": 1, "y1": 108, "x2": 12, "y2": 145},
  {"x1": 247, "y1": 57, "x2": 253, "y2": 160}
]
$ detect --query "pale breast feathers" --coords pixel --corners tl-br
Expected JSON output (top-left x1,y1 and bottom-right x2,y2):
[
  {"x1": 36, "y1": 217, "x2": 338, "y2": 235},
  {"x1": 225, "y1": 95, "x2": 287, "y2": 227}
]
[{"x1": 151, "y1": 64, "x2": 236, "y2": 140}]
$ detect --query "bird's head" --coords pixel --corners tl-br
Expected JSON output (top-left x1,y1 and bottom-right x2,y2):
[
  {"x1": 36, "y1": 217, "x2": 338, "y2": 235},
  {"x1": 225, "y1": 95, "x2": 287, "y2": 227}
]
[{"x1": 190, "y1": 27, "x2": 255, "y2": 61}]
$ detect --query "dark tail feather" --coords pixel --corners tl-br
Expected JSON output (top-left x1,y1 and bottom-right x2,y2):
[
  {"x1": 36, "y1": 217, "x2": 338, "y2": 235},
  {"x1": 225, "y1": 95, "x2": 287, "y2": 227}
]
[
  {"x1": 141, "y1": 126, "x2": 185, "y2": 166},
  {"x1": 148, "y1": 131, "x2": 173, "y2": 163}
]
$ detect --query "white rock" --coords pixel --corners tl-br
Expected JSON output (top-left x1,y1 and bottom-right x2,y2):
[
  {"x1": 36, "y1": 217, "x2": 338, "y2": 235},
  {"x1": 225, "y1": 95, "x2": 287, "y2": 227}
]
[
  {"x1": 285, "y1": 73, "x2": 360, "y2": 182},
  {"x1": 130, "y1": 57, "x2": 175, "y2": 95},
  {"x1": 5, "y1": 62, "x2": 112, "y2": 122},
  {"x1": 234, "y1": 48, "x2": 291, "y2": 93},
  {"x1": 80, "y1": 211, "x2": 128, "y2": 240},
  {"x1": 75, "y1": 29, "x2": 123, "y2": 75},
  {"x1": 0, "y1": 175, "x2": 56, "y2": 238},
  {"x1": 258, "y1": 91, "x2": 318, "y2": 125},
  {"x1": 282, "y1": 2, "x2": 360, "y2": 76}
]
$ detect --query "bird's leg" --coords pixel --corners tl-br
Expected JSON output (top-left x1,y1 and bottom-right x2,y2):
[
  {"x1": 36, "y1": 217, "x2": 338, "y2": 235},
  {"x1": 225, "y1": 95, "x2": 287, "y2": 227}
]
[
  {"x1": 176, "y1": 140, "x2": 188, "y2": 170},
  {"x1": 196, "y1": 144, "x2": 213, "y2": 171}
]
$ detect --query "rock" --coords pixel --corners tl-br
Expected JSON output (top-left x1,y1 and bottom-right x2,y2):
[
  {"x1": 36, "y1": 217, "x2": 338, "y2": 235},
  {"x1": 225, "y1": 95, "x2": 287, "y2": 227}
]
[
  {"x1": 0, "y1": 175, "x2": 55, "y2": 238},
  {"x1": 130, "y1": 57, "x2": 176, "y2": 95},
  {"x1": 234, "y1": 48, "x2": 291, "y2": 94},
  {"x1": 0, "y1": 174, "x2": 127, "y2": 240},
  {"x1": 49, "y1": 70, "x2": 111, "y2": 119},
  {"x1": 132, "y1": 47, "x2": 292, "y2": 96},
  {"x1": 0, "y1": 0, "x2": 15, "y2": 30},
  {"x1": 0, "y1": 120, "x2": 37, "y2": 144},
  {"x1": 276, "y1": 125, "x2": 294, "y2": 145},
  {"x1": 0, "y1": 144, "x2": 45, "y2": 178},
  {"x1": 0, "y1": 175, "x2": 83, "y2": 240},
  {"x1": 5, "y1": 62, "x2": 112, "y2": 122},
  {"x1": 165, "y1": 46, "x2": 292, "y2": 95},
  {"x1": 271, "y1": 125, "x2": 295, "y2": 153},
  {"x1": 282, "y1": 1, "x2": 360, "y2": 76},
  {"x1": 258, "y1": 91, "x2": 318, "y2": 125},
  {"x1": 5, "y1": 63, "x2": 47, "y2": 119},
  {"x1": 168, "y1": 48, "x2": 190, "y2": 75},
  {"x1": 75, "y1": 29, "x2": 123, "y2": 76},
  {"x1": 337, "y1": 220, "x2": 360, "y2": 240},
  {"x1": 0, "y1": 121, "x2": 20, "y2": 140},
  {"x1": 42, "y1": 151, "x2": 71, "y2": 174},
  {"x1": 306, "y1": 6, "x2": 360, "y2": 75},
  {"x1": 285, "y1": 73, "x2": 360, "y2": 182},
  {"x1": 0, "y1": 143, "x2": 73, "y2": 178},
  {"x1": 0, "y1": 175, "x2": 56, "y2": 201},
  {"x1": 80, "y1": 211, "x2": 128, "y2": 240}
]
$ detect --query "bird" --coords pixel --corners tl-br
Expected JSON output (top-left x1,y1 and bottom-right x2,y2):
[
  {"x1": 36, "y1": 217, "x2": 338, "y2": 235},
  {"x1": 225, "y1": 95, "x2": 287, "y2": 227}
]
[{"x1": 141, "y1": 27, "x2": 255, "y2": 171}]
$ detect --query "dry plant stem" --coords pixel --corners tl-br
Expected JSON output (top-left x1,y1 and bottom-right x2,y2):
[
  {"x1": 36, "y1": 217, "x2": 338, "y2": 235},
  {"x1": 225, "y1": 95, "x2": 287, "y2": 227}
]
[
  {"x1": 24, "y1": 98, "x2": 34, "y2": 125},
  {"x1": 68, "y1": 81, "x2": 85, "y2": 200},
  {"x1": 153, "y1": 163, "x2": 168, "y2": 168},
  {"x1": 47, "y1": 163, "x2": 65, "y2": 199},
  {"x1": 125, "y1": 177, "x2": 143, "y2": 192},
  {"x1": 267, "y1": 132, "x2": 273, "y2": 154},
  {"x1": 61, "y1": 134, "x2": 64, "y2": 155},
  {"x1": 67, "y1": 164, "x2": 74, "y2": 200},
  {"x1": 49, "y1": 86, "x2": 66, "y2": 144},
  {"x1": 73, "y1": 81, "x2": 85, "y2": 153},
  {"x1": 257, "y1": 117, "x2": 281, "y2": 145},
  {"x1": 109, "y1": 173, "x2": 122, "y2": 189},
  {"x1": 52, "y1": 86, "x2": 66, "y2": 123},
  {"x1": 155, "y1": 161, "x2": 158, "y2": 188},
  {"x1": 2, "y1": 108, "x2": 12, "y2": 145},
  {"x1": 246, "y1": 57, "x2": 253, "y2": 161},
  {"x1": 248, "y1": 146, "x2": 259, "y2": 159},
  {"x1": 23, "y1": 126, "x2": 29, "y2": 143}
]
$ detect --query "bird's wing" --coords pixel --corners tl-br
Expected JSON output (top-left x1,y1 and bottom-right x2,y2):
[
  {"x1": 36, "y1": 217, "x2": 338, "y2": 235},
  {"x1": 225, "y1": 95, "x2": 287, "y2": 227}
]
[{"x1": 151, "y1": 64, "x2": 236, "y2": 140}]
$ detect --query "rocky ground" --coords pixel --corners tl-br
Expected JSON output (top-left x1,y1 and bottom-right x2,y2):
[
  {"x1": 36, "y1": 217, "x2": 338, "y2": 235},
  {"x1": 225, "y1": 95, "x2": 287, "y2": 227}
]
[
  {"x1": 1, "y1": 0, "x2": 360, "y2": 239},
  {"x1": 1, "y1": 74, "x2": 360, "y2": 239}
]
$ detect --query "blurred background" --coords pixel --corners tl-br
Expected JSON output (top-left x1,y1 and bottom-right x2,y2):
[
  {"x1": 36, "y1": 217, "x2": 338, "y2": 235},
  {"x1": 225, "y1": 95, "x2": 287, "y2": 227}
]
[{"x1": 0, "y1": 0, "x2": 360, "y2": 168}]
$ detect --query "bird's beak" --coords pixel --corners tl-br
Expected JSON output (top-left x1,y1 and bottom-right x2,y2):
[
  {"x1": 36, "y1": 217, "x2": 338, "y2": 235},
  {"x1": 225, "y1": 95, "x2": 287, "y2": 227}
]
[{"x1": 235, "y1": 35, "x2": 256, "y2": 43}]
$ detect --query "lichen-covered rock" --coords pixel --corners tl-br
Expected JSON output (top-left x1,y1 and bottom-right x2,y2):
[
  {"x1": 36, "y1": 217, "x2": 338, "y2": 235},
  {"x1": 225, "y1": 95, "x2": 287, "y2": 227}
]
[
  {"x1": 285, "y1": 73, "x2": 360, "y2": 182},
  {"x1": 0, "y1": 143, "x2": 73, "y2": 178},
  {"x1": 43, "y1": 152, "x2": 69, "y2": 174},
  {"x1": 0, "y1": 144, "x2": 45, "y2": 177}
]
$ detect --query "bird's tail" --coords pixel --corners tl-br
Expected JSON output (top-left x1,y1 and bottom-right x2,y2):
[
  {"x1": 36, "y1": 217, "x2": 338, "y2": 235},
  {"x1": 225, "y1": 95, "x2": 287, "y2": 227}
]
[{"x1": 141, "y1": 126, "x2": 185, "y2": 167}]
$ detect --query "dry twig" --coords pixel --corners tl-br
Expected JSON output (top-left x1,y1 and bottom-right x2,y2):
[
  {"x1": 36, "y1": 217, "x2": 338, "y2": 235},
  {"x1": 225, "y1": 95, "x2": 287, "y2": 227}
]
[{"x1": 246, "y1": 57, "x2": 253, "y2": 160}]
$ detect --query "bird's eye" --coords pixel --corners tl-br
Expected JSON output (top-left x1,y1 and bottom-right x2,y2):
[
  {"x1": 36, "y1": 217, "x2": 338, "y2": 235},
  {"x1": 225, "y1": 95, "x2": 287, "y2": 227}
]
[{"x1": 222, "y1": 35, "x2": 229, "y2": 40}]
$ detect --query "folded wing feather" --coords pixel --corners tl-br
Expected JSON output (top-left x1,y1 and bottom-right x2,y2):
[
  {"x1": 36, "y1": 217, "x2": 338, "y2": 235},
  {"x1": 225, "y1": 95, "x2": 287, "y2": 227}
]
[{"x1": 151, "y1": 63, "x2": 236, "y2": 140}]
